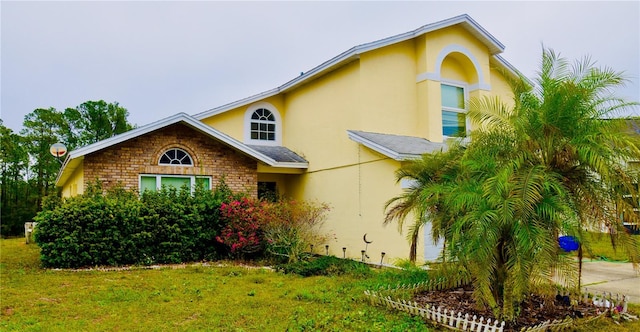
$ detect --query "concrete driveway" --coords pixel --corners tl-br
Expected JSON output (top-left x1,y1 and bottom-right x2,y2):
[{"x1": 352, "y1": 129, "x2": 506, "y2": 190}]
[{"x1": 580, "y1": 260, "x2": 640, "y2": 303}]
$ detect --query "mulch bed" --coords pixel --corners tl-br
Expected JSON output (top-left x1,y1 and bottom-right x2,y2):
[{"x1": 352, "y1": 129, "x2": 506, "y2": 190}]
[{"x1": 413, "y1": 284, "x2": 603, "y2": 331}]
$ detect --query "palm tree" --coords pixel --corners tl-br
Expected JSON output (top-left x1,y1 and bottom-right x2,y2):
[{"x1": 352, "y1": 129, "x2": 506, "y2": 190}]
[
  {"x1": 384, "y1": 143, "x2": 464, "y2": 263},
  {"x1": 470, "y1": 48, "x2": 640, "y2": 261},
  {"x1": 467, "y1": 48, "x2": 640, "y2": 320},
  {"x1": 385, "y1": 48, "x2": 640, "y2": 321}
]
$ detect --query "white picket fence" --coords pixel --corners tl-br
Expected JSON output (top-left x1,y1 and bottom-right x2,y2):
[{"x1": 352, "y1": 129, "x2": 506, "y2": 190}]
[
  {"x1": 365, "y1": 290, "x2": 505, "y2": 332},
  {"x1": 364, "y1": 280, "x2": 631, "y2": 332}
]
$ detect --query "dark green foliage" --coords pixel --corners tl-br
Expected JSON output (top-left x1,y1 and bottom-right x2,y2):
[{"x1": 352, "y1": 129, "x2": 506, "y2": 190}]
[
  {"x1": 276, "y1": 255, "x2": 371, "y2": 277},
  {"x1": 1, "y1": 101, "x2": 135, "y2": 237},
  {"x1": 34, "y1": 180, "x2": 233, "y2": 268}
]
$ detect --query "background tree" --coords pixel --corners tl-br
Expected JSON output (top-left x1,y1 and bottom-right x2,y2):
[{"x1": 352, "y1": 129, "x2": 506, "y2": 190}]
[
  {"x1": 62, "y1": 100, "x2": 134, "y2": 150},
  {"x1": 1, "y1": 121, "x2": 34, "y2": 235},
  {"x1": 1, "y1": 101, "x2": 135, "y2": 237},
  {"x1": 20, "y1": 108, "x2": 66, "y2": 210}
]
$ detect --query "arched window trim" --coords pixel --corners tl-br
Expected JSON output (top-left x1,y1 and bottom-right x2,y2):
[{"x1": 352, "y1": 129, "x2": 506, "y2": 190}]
[
  {"x1": 243, "y1": 102, "x2": 282, "y2": 146},
  {"x1": 158, "y1": 148, "x2": 194, "y2": 166},
  {"x1": 416, "y1": 43, "x2": 491, "y2": 91}
]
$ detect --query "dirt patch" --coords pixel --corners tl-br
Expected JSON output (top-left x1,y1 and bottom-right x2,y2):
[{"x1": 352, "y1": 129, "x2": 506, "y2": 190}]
[
  {"x1": 2, "y1": 306, "x2": 14, "y2": 316},
  {"x1": 413, "y1": 284, "x2": 609, "y2": 331}
]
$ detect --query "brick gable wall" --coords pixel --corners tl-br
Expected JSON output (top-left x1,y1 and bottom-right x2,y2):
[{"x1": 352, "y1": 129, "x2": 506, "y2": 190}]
[{"x1": 83, "y1": 123, "x2": 258, "y2": 196}]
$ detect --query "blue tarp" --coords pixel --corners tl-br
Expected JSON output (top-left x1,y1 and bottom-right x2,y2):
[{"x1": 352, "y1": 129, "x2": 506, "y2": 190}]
[{"x1": 558, "y1": 235, "x2": 580, "y2": 252}]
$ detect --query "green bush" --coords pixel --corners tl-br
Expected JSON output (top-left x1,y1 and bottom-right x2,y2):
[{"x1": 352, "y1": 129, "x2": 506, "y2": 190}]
[
  {"x1": 34, "y1": 180, "x2": 233, "y2": 268},
  {"x1": 35, "y1": 183, "x2": 142, "y2": 268},
  {"x1": 34, "y1": 178, "x2": 332, "y2": 269}
]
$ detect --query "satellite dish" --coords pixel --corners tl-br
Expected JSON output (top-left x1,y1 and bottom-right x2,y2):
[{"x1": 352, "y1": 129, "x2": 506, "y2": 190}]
[{"x1": 50, "y1": 143, "x2": 67, "y2": 158}]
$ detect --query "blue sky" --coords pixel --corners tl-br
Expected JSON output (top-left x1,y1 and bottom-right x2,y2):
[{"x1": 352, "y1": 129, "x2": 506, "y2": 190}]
[{"x1": 2, "y1": 1, "x2": 639, "y2": 132}]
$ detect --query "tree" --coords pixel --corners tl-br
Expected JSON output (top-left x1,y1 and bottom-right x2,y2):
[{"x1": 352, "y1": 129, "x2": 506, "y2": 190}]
[
  {"x1": 0, "y1": 121, "x2": 34, "y2": 235},
  {"x1": 384, "y1": 143, "x2": 465, "y2": 262},
  {"x1": 0, "y1": 101, "x2": 135, "y2": 236},
  {"x1": 62, "y1": 100, "x2": 134, "y2": 150},
  {"x1": 20, "y1": 108, "x2": 66, "y2": 209},
  {"x1": 385, "y1": 48, "x2": 640, "y2": 321}
]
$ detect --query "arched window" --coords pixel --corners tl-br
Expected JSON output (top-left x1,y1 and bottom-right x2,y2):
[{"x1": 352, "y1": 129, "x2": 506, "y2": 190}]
[
  {"x1": 159, "y1": 148, "x2": 193, "y2": 166},
  {"x1": 244, "y1": 102, "x2": 282, "y2": 145},
  {"x1": 250, "y1": 108, "x2": 276, "y2": 141}
]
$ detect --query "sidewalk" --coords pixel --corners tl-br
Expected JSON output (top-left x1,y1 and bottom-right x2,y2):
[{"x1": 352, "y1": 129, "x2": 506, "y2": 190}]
[{"x1": 580, "y1": 260, "x2": 640, "y2": 303}]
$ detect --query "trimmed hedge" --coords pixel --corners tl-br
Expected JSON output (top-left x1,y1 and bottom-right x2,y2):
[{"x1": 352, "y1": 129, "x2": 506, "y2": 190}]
[{"x1": 34, "y1": 181, "x2": 233, "y2": 268}]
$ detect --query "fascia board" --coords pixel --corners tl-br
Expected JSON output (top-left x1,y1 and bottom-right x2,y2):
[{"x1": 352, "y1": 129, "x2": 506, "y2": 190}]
[
  {"x1": 67, "y1": 112, "x2": 193, "y2": 159},
  {"x1": 280, "y1": 15, "x2": 505, "y2": 92},
  {"x1": 194, "y1": 14, "x2": 506, "y2": 119},
  {"x1": 396, "y1": 153, "x2": 423, "y2": 161},
  {"x1": 55, "y1": 156, "x2": 81, "y2": 187},
  {"x1": 491, "y1": 55, "x2": 535, "y2": 87},
  {"x1": 55, "y1": 113, "x2": 306, "y2": 187},
  {"x1": 271, "y1": 161, "x2": 309, "y2": 169},
  {"x1": 193, "y1": 88, "x2": 280, "y2": 120},
  {"x1": 347, "y1": 131, "x2": 402, "y2": 161},
  {"x1": 182, "y1": 117, "x2": 281, "y2": 166}
]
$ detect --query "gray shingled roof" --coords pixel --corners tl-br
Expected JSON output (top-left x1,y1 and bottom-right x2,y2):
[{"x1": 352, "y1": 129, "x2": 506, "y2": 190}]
[
  {"x1": 246, "y1": 145, "x2": 308, "y2": 164},
  {"x1": 347, "y1": 130, "x2": 446, "y2": 160}
]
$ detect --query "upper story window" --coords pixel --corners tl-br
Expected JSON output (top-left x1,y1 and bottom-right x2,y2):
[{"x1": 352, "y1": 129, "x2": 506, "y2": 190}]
[
  {"x1": 244, "y1": 102, "x2": 282, "y2": 146},
  {"x1": 159, "y1": 148, "x2": 193, "y2": 166},
  {"x1": 250, "y1": 108, "x2": 276, "y2": 141},
  {"x1": 441, "y1": 84, "x2": 467, "y2": 137}
]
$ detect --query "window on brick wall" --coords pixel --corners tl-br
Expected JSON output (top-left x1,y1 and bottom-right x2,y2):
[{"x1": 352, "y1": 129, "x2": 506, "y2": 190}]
[
  {"x1": 139, "y1": 175, "x2": 211, "y2": 194},
  {"x1": 159, "y1": 148, "x2": 193, "y2": 166}
]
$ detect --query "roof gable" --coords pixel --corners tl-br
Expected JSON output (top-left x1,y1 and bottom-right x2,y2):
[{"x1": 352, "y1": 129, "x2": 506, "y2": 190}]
[
  {"x1": 56, "y1": 113, "x2": 307, "y2": 186},
  {"x1": 194, "y1": 14, "x2": 515, "y2": 120}
]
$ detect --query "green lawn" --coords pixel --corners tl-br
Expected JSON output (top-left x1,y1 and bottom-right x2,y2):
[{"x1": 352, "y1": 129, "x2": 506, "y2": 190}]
[
  {"x1": 2, "y1": 238, "x2": 639, "y2": 331},
  {"x1": 581, "y1": 232, "x2": 640, "y2": 262},
  {"x1": 0, "y1": 238, "x2": 429, "y2": 331}
]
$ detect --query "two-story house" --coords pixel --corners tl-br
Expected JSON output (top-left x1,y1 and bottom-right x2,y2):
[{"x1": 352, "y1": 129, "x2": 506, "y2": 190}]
[{"x1": 56, "y1": 14, "x2": 517, "y2": 263}]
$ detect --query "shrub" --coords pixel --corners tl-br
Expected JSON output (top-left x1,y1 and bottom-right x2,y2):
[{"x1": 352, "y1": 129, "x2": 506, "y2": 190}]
[
  {"x1": 216, "y1": 197, "x2": 267, "y2": 258},
  {"x1": 276, "y1": 255, "x2": 371, "y2": 277},
  {"x1": 35, "y1": 179, "x2": 234, "y2": 268},
  {"x1": 34, "y1": 177, "x2": 332, "y2": 268},
  {"x1": 263, "y1": 200, "x2": 331, "y2": 263},
  {"x1": 35, "y1": 182, "x2": 142, "y2": 268}
]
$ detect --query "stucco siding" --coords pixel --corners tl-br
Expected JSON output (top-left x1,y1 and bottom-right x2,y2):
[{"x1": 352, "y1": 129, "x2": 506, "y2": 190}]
[{"x1": 61, "y1": 162, "x2": 84, "y2": 198}]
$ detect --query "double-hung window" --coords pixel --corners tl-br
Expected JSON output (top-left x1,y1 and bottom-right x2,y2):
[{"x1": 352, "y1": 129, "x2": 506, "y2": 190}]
[{"x1": 441, "y1": 84, "x2": 467, "y2": 137}]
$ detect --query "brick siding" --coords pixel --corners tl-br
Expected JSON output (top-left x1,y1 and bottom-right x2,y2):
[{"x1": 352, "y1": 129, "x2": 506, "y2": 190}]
[{"x1": 83, "y1": 123, "x2": 258, "y2": 196}]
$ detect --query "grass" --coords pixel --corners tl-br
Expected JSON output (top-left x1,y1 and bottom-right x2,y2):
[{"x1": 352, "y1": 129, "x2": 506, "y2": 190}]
[
  {"x1": 0, "y1": 238, "x2": 429, "y2": 331},
  {"x1": 581, "y1": 232, "x2": 640, "y2": 262},
  {"x1": 2, "y1": 237, "x2": 639, "y2": 331}
]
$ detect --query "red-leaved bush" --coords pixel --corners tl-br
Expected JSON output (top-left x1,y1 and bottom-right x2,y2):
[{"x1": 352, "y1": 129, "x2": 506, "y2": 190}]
[{"x1": 215, "y1": 197, "x2": 267, "y2": 256}]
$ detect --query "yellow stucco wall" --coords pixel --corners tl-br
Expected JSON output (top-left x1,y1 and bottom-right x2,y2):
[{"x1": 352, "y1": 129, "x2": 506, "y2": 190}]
[
  {"x1": 199, "y1": 24, "x2": 515, "y2": 263},
  {"x1": 61, "y1": 162, "x2": 84, "y2": 198},
  {"x1": 200, "y1": 95, "x2": 285, "y2": 142}
]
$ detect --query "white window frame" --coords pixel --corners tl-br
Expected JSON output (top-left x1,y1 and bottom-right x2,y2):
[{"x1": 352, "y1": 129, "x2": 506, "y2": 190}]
[
  {"x1": 243, "y1": 102, "x2": 282, "y2": 146},
  {"x1": 441, "y1": 81, "x2": 470, "y2": 139},
  {"x1": 139, "y1": 174, "x2": 212, "y2": 194}
]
